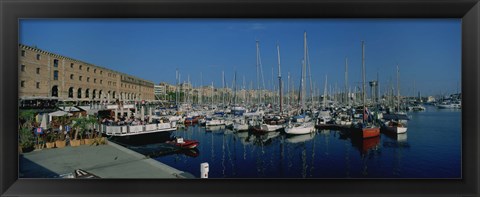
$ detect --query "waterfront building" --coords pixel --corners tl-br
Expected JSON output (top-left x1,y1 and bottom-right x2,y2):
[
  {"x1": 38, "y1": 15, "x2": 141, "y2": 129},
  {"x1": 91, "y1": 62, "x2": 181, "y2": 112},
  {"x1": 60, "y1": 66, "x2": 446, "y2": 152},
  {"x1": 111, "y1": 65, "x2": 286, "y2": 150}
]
[
  {"x1": 163, "y1": 83, "x2": 176, "y2": 93},
  {"x1": 18, "y1": 44, "x2": 155, "y2": 102},
  {"x1": 154, "y1": 85, "x2": 166, "y2": 100}
]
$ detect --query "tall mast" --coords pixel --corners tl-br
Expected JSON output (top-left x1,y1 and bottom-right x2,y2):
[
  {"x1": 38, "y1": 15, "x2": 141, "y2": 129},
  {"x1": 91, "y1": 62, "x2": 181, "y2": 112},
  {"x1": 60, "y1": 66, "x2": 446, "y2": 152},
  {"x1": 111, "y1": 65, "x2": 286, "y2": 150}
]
[
  {"x1": 306, "y1": 39, "x2": 313, "y2": 106},
  {"x1": 397, "y1": 64, "x2": 400, "y2": 112},
  {"x1": 200, "y1": 72, "x2": 203, "y2": 105},
  {"x1": 272, "y1": 63, "x2": 274, "y2": 104},
  {"x1": 256, "y1": 40, "x2": 260, "y2": 105},
  {"x1": 345, "y1": 57, "x2": 348, "y2": 105},
  {"x1": 362, "y1": 40, "x2": 366, "y2": 124},
  {"x1": 179, "y1": 73, "x2": 182, "y2": 103},
  {"x1": 243, "y1": 75, "x2": 246, "y2": 104},
  {"x1": 233, "y1": 71, "x2": 237, "y2": 106},
  {"x1": 323, "y1": 75, "x2": 328, "y2": 109},
  {"x1": 277, "y1": 43, "x2": 283, "y2": 113},
  {"x1": 187, "y1": 75, "x2": 190, "y2": 104},
  {"x1": 176, "y1": 69, "x2": 179, "y2": 108},
  {"x1": 302, "y1": 31, "x2": 307, "y2": 110},
  {"x1": 287, "y1": 72, "x2": 290, "y2": 107},
  {"x1": 222, "y1": 71, "x2": 225, "y2": 106}
]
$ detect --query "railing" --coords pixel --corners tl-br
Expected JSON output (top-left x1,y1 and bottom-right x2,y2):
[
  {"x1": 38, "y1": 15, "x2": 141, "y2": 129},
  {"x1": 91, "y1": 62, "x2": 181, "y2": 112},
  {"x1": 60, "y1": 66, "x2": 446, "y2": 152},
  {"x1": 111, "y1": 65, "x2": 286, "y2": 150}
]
[{"x1": 103, "y1": 122, "x2": 176, "y2": 136}]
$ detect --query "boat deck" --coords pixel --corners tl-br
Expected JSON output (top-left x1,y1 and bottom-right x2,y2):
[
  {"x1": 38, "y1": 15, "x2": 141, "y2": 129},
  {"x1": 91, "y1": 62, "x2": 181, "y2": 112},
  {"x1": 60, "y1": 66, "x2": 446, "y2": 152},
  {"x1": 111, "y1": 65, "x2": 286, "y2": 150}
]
[{"x1": 102, "y1": 123, "x2": 177, "y2": 136}]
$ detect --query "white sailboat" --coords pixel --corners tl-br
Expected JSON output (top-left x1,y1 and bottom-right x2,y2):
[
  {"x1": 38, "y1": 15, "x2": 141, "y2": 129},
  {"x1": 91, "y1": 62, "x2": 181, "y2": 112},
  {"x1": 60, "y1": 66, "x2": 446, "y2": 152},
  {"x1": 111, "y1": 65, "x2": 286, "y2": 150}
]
[
  {"x1": 382, "y1": 65, "x2": 408, "y2": 134},
  {"x1": 233, "y1": 117, "x2": 249, "y2": 131},
  {"x1": 205, "y1": 116, "x2": 226, "y2": 126},
  {"x1": 258, "y1": 43, "x2": 286, "y2": 132},
  {"x1": 316, "y1": 75, "x2": 332, "y2": 126},
  {"x1": 285, "y1": 32, "x2": 315, "y2": 135}
]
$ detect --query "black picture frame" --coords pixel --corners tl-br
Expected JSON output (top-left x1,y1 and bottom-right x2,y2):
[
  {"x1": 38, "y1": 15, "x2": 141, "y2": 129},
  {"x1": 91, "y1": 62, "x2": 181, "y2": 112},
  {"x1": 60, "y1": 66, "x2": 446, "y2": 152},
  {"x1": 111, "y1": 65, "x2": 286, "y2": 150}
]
[{"x1": 1, "y1": 0, "x2": 479, "y2": 196}]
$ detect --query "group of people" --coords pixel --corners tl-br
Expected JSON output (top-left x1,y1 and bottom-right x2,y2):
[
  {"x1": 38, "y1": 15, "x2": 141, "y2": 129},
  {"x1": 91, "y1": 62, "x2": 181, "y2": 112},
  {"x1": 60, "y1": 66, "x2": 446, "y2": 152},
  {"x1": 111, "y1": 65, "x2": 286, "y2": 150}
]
[{"x1": 101, "y1": 116, "x2": 151, "y2": 126}]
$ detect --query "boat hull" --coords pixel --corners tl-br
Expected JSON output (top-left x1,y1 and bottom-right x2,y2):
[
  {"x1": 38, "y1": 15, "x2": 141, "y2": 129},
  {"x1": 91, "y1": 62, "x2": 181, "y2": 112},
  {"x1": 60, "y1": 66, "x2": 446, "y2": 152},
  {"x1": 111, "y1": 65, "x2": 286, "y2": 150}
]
[
  {"x1": 260, "y1": 124, "x2": 284, "y2": 132},
  {"x1": 167, "y1": 140, "x2": 199, "y2": 149},
  {"x1": 362, "y1": 127, "x2": 380, "y2": 138},
  {"x1": 285, "y1": 123, "x2": 315, "y2": 135},
  {"x1": 351, "y1": 127, "x2": 380, "y2": 139},
  {"x1": 206, "y1": 120, "x2": 226, "y2": 126},
  {"x1": 233, "y1": 124, "x2": 249, "y2": 131},
  {"x1": 382, "y1": 126, "x2": 407, "y2": 134}
]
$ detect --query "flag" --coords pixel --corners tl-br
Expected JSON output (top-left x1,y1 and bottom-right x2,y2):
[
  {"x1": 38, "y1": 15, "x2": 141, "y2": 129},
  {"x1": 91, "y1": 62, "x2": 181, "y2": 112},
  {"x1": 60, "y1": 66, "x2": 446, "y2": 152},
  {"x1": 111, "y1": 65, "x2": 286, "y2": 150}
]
[
  {"x1": 35, "y1": 127, "x2": 43, "y2": 135},
  {"x1": 364, "y1": 107, "x2": 369, "y2": 121}
]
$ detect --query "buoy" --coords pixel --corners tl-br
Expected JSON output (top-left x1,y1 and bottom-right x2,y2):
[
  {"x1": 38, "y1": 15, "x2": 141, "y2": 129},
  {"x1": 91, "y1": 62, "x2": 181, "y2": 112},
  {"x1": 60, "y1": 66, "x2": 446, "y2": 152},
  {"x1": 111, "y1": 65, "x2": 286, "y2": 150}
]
[{"x1": 200, "y1": 162, "x2": 209, "y2": 178}]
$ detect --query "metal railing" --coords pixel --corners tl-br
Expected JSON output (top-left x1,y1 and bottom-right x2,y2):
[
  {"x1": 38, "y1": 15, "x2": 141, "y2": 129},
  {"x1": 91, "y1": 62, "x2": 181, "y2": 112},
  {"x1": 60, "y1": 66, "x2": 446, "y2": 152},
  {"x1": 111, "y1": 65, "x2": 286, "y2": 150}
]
[{"x1": 102, "y1": 122, "x2": 176, "y2": 136}]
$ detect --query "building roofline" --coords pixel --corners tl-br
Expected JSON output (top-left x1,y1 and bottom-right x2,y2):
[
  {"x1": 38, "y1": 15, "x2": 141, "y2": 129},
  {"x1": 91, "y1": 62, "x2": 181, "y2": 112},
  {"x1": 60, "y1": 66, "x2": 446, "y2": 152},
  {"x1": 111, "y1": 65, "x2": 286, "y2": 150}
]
[{"x1": 19, "y1": 44, "x2": 155, "y2": 86}]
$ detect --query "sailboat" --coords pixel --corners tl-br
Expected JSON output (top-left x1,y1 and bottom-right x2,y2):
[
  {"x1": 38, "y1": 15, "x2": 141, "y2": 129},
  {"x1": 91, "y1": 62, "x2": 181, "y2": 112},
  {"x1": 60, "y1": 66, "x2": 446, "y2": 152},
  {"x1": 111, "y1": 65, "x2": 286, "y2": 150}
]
[
  {"x1": 381, "y1": 65, "x2": 408, "y2": 134},
  {"x1": 258, "y1": 43, "x2": 286, "y2": 132},
  {"x1": 231, "y1": 72, "x2": 250, "y2": 132},
  {"x1": 351, "y1": 41, "x2": 380, "y2": 139},
  {"x1": 316, "y1": 75, "x2": 333, "y2": 126},
  {"x1": 284, "y1": 32, "x2": 315, "y2": 135}
]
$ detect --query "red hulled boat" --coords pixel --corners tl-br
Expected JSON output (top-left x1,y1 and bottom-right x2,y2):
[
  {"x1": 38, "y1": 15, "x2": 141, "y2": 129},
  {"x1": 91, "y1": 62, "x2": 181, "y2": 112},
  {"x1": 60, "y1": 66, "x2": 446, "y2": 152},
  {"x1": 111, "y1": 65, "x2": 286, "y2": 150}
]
[{"x1": 167, "y1": 138, "x2": 199, "y2": 149}]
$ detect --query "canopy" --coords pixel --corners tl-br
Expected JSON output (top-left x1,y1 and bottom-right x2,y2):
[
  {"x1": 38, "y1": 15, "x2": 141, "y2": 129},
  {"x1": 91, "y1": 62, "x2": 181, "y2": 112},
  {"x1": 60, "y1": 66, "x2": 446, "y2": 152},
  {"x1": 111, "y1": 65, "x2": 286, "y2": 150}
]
[{"x1": 49, "y1": 110, "x2": 73, "y2": 117}]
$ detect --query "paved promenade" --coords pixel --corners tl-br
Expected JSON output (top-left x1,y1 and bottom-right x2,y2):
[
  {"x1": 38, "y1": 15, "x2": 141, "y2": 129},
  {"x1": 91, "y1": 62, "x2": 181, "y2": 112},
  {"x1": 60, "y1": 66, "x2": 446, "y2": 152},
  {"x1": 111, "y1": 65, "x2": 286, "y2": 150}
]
[{"x1": 20, "y1": 140, "x2": 195, "y2": 178}]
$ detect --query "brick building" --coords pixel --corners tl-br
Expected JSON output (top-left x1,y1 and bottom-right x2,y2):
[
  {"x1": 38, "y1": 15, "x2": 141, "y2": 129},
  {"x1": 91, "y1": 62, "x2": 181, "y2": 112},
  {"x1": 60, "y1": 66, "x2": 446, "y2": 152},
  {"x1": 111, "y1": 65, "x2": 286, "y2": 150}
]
[{"x1": 18, "y1": 44, "x2": 155, "y2": 102}]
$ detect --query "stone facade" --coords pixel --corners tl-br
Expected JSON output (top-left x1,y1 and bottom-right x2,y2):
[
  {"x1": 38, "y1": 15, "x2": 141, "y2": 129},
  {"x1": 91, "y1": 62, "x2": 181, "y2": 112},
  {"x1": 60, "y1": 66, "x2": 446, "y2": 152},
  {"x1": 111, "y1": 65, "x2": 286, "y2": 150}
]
[{"x1": 18, "y1": 44, "x2": 154, "y2": 101}]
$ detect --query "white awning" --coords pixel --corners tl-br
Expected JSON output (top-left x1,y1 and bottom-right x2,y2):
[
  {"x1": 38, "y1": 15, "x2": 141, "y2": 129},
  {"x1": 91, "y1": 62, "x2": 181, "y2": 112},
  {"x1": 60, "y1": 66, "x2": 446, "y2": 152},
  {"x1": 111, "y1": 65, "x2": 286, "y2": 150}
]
[{"x1": 49, "y1": 110, "x2": 73, "y2": 117}]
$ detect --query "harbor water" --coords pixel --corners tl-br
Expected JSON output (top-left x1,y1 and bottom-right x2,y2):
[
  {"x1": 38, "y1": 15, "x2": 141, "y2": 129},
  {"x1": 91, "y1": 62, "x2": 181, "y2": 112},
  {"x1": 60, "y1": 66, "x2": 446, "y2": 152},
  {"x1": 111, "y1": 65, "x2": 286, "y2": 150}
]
[{"x1": 113, "y1": 105, "x2": 461, "y2": 178}]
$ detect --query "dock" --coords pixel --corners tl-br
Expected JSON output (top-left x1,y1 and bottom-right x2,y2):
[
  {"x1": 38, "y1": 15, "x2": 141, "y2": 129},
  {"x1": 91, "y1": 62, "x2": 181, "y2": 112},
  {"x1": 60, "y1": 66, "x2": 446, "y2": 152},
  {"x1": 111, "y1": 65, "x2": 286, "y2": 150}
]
[{"x1": 20, "y1": 140, "x2": 195, "y2": 178}]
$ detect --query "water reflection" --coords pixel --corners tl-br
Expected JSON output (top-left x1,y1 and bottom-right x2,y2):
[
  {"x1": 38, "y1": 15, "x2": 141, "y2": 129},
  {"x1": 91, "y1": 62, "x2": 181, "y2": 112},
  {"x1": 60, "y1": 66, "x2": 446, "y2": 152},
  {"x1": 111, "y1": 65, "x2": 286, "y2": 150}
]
[
  {"x1": 381, "y1": 133, "x2": 410, "y2": 176},
  {"x1": 350, "y1": 136, "x2": 381, "y2": 156},
  {"x1": 113, "y1": 108, "x2": 460, "y2": 178},
  {"x1": 116, "y1": 133, "x2": 201, "y2": 158},
  {"x1": 285, "y1": 133, "x2": 316, "y2": 143},
  {"x1": 253, "y1": 131, "x2": 281, "y2": 145},
  {"x1": 206, "y1": 125, "x2": 226, "y2": 132},
  {"x1": 383, "y1": 132, "x2": 408, "y2": 142}
]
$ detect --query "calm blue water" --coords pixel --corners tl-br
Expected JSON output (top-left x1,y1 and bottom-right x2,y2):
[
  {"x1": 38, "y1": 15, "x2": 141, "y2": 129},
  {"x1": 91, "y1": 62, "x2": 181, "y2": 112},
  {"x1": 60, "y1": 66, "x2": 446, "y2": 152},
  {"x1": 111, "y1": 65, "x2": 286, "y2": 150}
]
[{"x1": 118, "y1": 106, "x2": 461, "y2": 178}]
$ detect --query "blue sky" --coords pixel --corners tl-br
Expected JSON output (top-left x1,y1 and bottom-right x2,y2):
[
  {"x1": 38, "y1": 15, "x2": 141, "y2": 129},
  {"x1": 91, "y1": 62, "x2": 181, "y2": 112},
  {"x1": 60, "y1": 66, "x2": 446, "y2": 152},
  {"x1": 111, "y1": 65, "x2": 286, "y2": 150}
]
[{"x1": 20, "y1": 19, "x2": 461, "y2": 96}]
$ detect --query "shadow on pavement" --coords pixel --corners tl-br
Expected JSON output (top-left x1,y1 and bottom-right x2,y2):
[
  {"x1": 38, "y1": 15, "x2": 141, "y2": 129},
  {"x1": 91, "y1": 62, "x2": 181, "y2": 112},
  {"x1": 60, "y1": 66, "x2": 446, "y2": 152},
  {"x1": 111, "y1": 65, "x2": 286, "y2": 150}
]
[{"x1": 19, "y1": 154, "x2": 59, "y2": 178}]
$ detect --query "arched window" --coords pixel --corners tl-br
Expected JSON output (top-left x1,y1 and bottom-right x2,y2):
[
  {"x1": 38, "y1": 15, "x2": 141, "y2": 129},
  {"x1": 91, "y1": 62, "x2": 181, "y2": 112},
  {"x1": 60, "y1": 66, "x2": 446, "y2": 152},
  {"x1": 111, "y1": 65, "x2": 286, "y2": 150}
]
[
  {"x1": 70, "y1": 74, "x2": 74, "y2": 80},
  {"x1": 93, "y1": 89, "x2": 97, "y2": 99},
  {"x1": 85, "y1": 89, "x2": 90, "y2": 98},
  {"x1": 68, "y1": 87, "x2": 74, "y2": 98},
  {"x1": 112, "y1": 91, "x2": 116, "y2": 99},
  {"x1": 51, "y1": 86, "x2": 58, "y2": 97},
  {"x1": 77, "y1": 88, "x2": 82, "y2": 98},
  {"x1": 99, "y1": 90, "x2": 103, "y2": 99}
]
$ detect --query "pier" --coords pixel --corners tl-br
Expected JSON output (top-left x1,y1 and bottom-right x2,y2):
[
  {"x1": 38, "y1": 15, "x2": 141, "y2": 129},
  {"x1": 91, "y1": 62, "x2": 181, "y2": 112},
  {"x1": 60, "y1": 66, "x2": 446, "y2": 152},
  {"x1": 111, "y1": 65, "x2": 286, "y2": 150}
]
[{"x1": 20, "y1": 140, "x2": 194, "y2": 178}]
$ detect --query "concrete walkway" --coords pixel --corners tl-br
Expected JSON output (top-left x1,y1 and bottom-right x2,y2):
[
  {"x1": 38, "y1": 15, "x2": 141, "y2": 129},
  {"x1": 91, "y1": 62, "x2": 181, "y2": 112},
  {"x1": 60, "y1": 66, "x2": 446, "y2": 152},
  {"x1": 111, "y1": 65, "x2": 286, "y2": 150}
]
[{"x1": 20, "y1": 140, "x2": 195, "y2": 178}]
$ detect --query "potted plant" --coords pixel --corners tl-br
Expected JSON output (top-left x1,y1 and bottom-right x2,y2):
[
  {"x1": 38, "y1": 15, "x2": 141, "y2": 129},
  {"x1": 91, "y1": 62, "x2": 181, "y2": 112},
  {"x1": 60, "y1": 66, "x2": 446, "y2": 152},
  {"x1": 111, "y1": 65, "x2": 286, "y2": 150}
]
[
  {"x1": 19, "y1": 110, "x2": 36, "y2": 153},
  {"x1": 45, "y1": 130, "x2": 56, "y2": 148},
  {"x1": 72, "y1": 116, "x2": 98, "y2": 146},
  {"x1": 90, "y1": 130, "x2": 108, "y2": 146},
  {"x1": 19, "y1": 123, "x2": 35, "y2": 153},
  {"x1": 55, "y1": 130, "x2": 67, "y2": 148}
]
